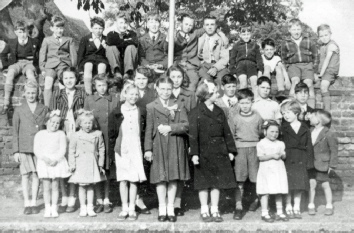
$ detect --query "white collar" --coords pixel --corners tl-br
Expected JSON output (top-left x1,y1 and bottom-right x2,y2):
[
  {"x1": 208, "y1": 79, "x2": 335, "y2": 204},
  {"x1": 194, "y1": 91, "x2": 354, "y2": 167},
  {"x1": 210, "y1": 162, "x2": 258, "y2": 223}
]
[
  {"x1": 254, "y1": 97, "x2": 272, "y2": 102},
  {"x1": 92, "y1": 33, "x2": 102, "y2": 41},
  {"x1": 173, "y1": 88, "x2": 181, "y2": 98},
  {"x1": 222, "y1": 95, "x2": 237, "y2": 107},
  {"x1": 18, "y1": 37, "x2": 29, "y2": 45},
  {"x1": 299, "y1": 103, "x2": 307, "y2": 111},
  {"x1": 160, "y1": 98, "x2": 169, "y2": 107},
  {"x1": 149, "y1": 31, "x2": 159, "y2": 39},
  {"x1": 122, "y1": 103, "x2": 137, "y2": 111}
]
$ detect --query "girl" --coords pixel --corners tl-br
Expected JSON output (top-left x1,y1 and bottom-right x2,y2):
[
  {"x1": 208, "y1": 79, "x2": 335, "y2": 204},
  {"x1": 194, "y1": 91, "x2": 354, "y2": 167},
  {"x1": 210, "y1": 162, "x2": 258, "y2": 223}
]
[
  {"x1": 77, "y1": 16, "x2": 109, "y2": 95},
  {"x1": 12, "y1": 80, "x2": 48, "y2": 215},
  {"x1": 257, "y1": 120, "x2": 289, "y2": 223},
  {"x1": 167, "y1": 65, "x2": 196, "y2": 216},
  {"x1": 50, "y1": 67, "x2": 85, "y2": 213},
  {"x1": 114, "y1": 83, "x2": 147, "y2": 220},
  {"x1": 34, "y1": 110, "x2": 71, "y2": 218},
  {"x1": 281, "y1": 100, "x2": 314, "y2": 219},
  {"x1": 84, "y1": 73, "x2": 119, "y2": 213},
  {"x1": 68, "y1": 110, "x2": 106, "y2": 217},
  {"x1": 188, "y1": 80, "x2": 237, "y2": 222},
  {"x1": 144, "y1": 77, "x2": 190, "y2": 222}
]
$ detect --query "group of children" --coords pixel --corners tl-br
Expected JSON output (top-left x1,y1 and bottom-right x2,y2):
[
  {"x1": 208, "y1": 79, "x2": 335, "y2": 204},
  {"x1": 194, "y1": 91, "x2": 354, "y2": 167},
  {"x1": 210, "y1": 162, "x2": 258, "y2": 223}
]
[{"x1": 5, "y1": 9, "x2": 340, "y2": 223}]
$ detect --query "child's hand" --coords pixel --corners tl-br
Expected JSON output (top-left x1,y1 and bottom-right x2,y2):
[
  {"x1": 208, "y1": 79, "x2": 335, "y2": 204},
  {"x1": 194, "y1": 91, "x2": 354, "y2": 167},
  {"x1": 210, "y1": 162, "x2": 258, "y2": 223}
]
[
  {"x1": 144, "y1": 151, "x2": 153, "y2": 162},
  {"x1": 13, "y1": 153, "x2": 20, "y2": 163},
  {"x1": 273, "y1": 153, "x2": 281, "y2": 160},
  {"x1": 99, "y1": 167, "x2": 105, "y2": 175},
  {"x1": 192, "y1": 155, "x2": 199, "y2": 165},
  {"x1": 41, "y1": 71, "x2": 46, "y2": 77},
  {"x1": 207, "y1": 67, "x2": 217, "y2": 77},
  {"x1": 158, "y1": 125, "x2": 171, "y2": 136},
  {"x1": 229, "y1": 153, "x2": 234, "y2": 161},
  {"x1": 314, "y1": 73, "x2": 320, "y2": 83},
  {"x1": 69, "y1": 167, "x2": 75, "y2": 173}
]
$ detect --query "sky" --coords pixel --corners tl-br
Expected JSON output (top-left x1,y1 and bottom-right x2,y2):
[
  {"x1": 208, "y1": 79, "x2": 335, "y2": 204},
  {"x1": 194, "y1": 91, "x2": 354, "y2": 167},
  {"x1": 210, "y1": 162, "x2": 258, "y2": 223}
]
[{"x1": 55, "y1": 0, "x2": 354, "y2": 76}]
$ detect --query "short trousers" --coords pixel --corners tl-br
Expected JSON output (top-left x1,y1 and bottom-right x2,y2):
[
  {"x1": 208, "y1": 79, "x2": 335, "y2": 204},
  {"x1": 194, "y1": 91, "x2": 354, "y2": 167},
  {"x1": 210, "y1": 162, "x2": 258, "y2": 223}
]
[
  {"x1": 45, "y1": 62, "x2": 69, "y2": 80},
  {"x1": 8, "y1": 60, "x2": 36, "y2": 76},
  {"x1": 287, "y1": 62, "x2": 314, "y2": 81},
  {"x1": 308, "y1": 168, "x2": 330, "y2": 182},
  {"x1": 321, "y1": 71, "x2": 337, "y2": 85},
  {"x1": 234, "y1": 147, "x2": 259, "y2": 182},
  {"x1": 19, "y1": 153, "x2": 37, "y2": 175},
  {"x1": 235, "y1": 60, "x2": 258, "y2": 77}
]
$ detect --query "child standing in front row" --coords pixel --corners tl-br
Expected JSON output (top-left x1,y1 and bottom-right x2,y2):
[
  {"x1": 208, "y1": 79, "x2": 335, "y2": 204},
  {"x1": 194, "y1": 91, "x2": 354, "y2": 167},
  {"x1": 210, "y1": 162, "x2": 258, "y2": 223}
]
[
  {"x1": 34, "y1": 110, "x2": 71, "y2": 218},
  {"x1": 257, "y1": 120, "x2": 288, "y2": 223},
  {"x1": 308, "y1": 110, "x2": 338, "y2": 216},
  {"x1": 281, "y1": 100, "x2": 314, "y2": 219},
  {"x1": 68, "y1": 110, "x2": 106, "y2": 217}
]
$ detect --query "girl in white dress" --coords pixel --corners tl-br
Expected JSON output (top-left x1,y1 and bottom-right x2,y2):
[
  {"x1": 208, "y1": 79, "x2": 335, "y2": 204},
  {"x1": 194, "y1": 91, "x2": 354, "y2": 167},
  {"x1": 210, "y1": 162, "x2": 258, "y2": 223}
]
[
  {"x1": 115, "y1": 83, "x2": 146, "y2": 220},
  {"x1": 34, "y1": 110, "x2": 71, "y2": 218},
  {"x1": 256, "y1": 120, "x2": 288, "y2": 222}
]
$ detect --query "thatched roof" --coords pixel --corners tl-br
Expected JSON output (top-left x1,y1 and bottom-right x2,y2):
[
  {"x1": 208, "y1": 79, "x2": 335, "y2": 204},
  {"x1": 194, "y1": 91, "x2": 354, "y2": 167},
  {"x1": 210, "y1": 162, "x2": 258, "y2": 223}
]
[{"x1": 0, "y1": 0, "x2": 12, "y2": 11}]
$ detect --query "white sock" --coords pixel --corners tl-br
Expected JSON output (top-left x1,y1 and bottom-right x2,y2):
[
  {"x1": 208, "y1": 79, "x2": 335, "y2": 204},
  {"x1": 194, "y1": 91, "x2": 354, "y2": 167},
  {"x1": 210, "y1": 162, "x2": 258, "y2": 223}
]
[
  {"x1": 326, "y1": 203, "x2": 333, "y2": 209},
  {"x1": 201, "y1": 205, "x2": 209, "y2": 214},
  {"x1": 135, "y1": 196, "x2": 147, "y2": 209},
  {"x1": 128, "y1": 202, "x2": 135, "y2": 212},
  {"x1": 31, "y1": 199, "x2": 37, "y2": 207},
  {"x1": 97, "y1": 199, "x2": 103, "y2": 205},
  {"x1": 51, "y1": 205, "x2": 58, "y2": 211},
  {"x1": 45, "y1": 204, "x2": 51, "y2": 209},
  {"x1": 262, "y1": 210, "x2": 268, "y2": 217},
  {"x1": 210, "y1": 205, "x2": 218, "y2": 214},
  {"x1": 61, "y1": 196, "x2": 68, "y2": 206},
  {"x1": 24, "y1": 200, "x2": 31, "y2": 207},
  {"x1": 68, "y1": 196, "x2": 76, "y2": 207},
  {"x1": 159, "y1": 204, "x2": 167, "y2": 215},
  {"x1": 174, "y1": 197, "x2": 181, "y2": 208},
  {"x1": 122, "y1": 203, "x2": 129, "y2": 212},
  {"x1": 103, "y1": 198, "x2": 110, "y2": 205},
  {"x1": 308, "y1": 203, "x2": 315, "y2": 209},
  {"x1": 167, "y1": 204, "x2": 174, "y2": 216}
]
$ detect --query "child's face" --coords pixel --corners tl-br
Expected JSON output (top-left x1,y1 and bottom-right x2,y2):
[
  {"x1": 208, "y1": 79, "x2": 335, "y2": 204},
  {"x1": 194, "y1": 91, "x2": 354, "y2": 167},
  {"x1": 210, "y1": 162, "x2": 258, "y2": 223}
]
[
  {"x1": 24, "y1": 87, "x2": 37, "y2": 103},
  {"x1": 308, "y1": 112, "x2": 320, "y2": 126},
  {"x1": 95, "y1": 80, "x2": 108, "y2": 96},
  {"x1": 240, "y1": 31, "x2": 251, "y2": 43},
  {"x1": 170, "y1": 71, "x2": 183, "y2": 89},
  {"x1": 15, "y1": 29, "x2": 28, "y2": 41},
  {"x1": 263, "y1": 45, "x2": 276, "y2": 59},
  {"x1": 156, "y1": 82, "x2": 173, "y2": 101},
  {"x1": 50, "y1": 24, "x2": 64, "y2": 38},
  {"x1": 62, "y1": 71, "x2": 76, "y2": 90},
  {"x1": 318, "y1": 29, "x2": 331, "y2": 44},
  {"x1": 181, "y1": 17, "x2": 194, "y2": 33},
  {"x1": 125, "y1": 88, "x2": 139, "y2": 105},
  {"x1": 207, "y1": 86, "x2": 220, "y2": 103},
  {"x1": 289, "y1": 24, "x2": 302, "y2": 40},
  {"x1": 238, "y1": 98, "x2": 252, "y2": 114},
  {"x1": 295, "y1": 90, "x2": 309, "y2": 105},
  {"x1": 47, "y1": 116, "x2": 61, "y2": 132},
  {"x1": 257, "y1": 81, "x2": 271, "y2": 99},
  {"x1": 134, "y1": 72, "x2": 148, "y2": 90},
  {"x1": 282, "y1": 109, "x2": 298, "y2": 123},
  {"x1": 115, "y1": 18, "x2": 127, "y2": 33},
  {"x1": 147, "y1": 19, "x2": 160, "y2": 34},
  {"x1": 91, "y1": 23, "x2": 104, "y2": 38},
  {"x1": 265, "y1": 125, "x2": 279, "y2": 141},
  {"x1": 203, "y1": 19, "x2": 217, "y2": 35},
  {"x1": 222, "y1": 83, "x2": 237, "y2": 98},
  {"x1": 80, "y1": 117, "x2": 93, "y2": 133}
]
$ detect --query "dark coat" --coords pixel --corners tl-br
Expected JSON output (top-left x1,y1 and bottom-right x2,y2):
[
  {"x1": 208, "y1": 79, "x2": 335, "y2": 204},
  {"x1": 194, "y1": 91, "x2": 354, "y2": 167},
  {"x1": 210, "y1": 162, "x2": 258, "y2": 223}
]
[
  {"x1": 312, "y1": 127, "x2": 338, "y2": 172},
  {"x1": 84, "y1": 93, "x2": 120, "y2": 170},
  {"x1": 144, "y1": 98, "x2": 190, "y2": 184},
  {"x1": 281, "y1": 122, "x2": 314, "y2": 191},
  {"x1": 136, "y1": 87, "x2": 156, "y2": 112},
  {"x1": 49, "y1": 88, "x2": 86, "y2": 119},
  {"x1": 77, "y1": 33, "x2": 109, "y2": 72},
  {"x1": 188, "y1": 103, "x2": 237, "y2": 190},
  {"x1": 138, "y1": 32, "x2": 168, "y2": 68},
  {"x1": 12, "y1": 100, "x2": 48, "y2": 154},
  {"x1": 282, "y1": 105, "x2": 314, "y2": 128},
  {"x1": 8, "y1": 37, "x2": 40, "y2": 68},
  {"x1": 170, "y1": 88, "x2": 196, "y2": 113}
]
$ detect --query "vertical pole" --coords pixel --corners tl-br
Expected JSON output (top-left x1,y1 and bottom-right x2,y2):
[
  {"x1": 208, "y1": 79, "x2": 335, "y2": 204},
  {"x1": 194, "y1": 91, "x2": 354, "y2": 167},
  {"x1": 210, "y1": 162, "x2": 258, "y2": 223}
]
[{"x1": 167, "y1": 0, "x2": 175, "y2": 67}]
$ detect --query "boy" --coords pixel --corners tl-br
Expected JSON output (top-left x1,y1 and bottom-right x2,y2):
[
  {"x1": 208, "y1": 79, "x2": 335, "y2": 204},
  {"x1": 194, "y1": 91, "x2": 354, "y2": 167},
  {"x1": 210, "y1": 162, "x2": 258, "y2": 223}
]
[
  {"x1": 135, "y1": 66, "x2": 156, "y2": 111},
  {"x1": 106, "y1": 12, "x2": 139, "y2": 81},
  {"x1": 252, "y1": 76, "x2": 282, "y2": 124},
  {"x1": 39, "y1": 15, "x2": 77, "y2": 107},
  {"x1": 229, "y1": 88, "x2": 263, "y2": 220},
  {"x1": 308, "y1": 110, "x2": 338, "y2": 216},
  {"x1": 294, "y1": 82, "x2": 314, "y2": 127},
  {"x1": 281, "y1": 18, "x2": 318, "y2": 108},
  {"x1": 230, "y1": 23, "x2": 264, "y2": 94},
  {"x1": 317, "y1": 24, "x2": 340, "y2": 110},
  {"x1": 2, "y1": 21, "x2": 40, "y2": 113},
  {"x1": 261, "y1": 38, "x2": 291, "y2": 97},
  {"x1": 215, "y1": 74, "x2": 238, "y2": 118}
]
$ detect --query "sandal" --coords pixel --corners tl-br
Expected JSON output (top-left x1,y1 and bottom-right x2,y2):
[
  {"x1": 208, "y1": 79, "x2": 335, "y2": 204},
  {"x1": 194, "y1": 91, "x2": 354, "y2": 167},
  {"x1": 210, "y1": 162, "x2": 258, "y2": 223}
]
[
  {"x1": 275, "y1": 213, "x2": 289, "y2": 222},
  {"x1": 286, "y1": 209, "x2": 295, "y2": 219},
  {"x1": 128, "y1": 211, "x2": 137, "y2": 221},
  {"x1": 200, "y1": 212, "x2": 213, "y2": 222},
  {"x1": 117, "y1": 211, "x2": 128, "y2": 221},
  {"x1": 261, "y1": 214, "x2": 274, "y2": 223},
  {"x1": 293, "y1": 210, "x2": 302, "y2": 219}
]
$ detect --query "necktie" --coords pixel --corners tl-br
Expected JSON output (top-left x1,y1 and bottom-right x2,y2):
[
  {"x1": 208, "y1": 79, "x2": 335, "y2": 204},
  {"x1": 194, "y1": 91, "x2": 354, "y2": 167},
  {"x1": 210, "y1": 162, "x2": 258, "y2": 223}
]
[
  {"x1": 228, "y1": 99, "x2": 232, "y2": 107},
  {"x1": 56, "y1": 37, "x2": 61, "y2": 44},
  {"x1": 152, "y1": 36, "x2": 156, "y2": 43}
]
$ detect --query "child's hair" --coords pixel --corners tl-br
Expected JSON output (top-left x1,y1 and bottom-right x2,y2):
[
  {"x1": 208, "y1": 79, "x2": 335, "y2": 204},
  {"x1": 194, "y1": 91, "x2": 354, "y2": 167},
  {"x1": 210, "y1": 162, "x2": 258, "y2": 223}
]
[
  {"x1": 155, "y1": 77, "x2": 174, "y2": 88},
  {"x1": 261, "y1": 38, "x2": 276, "y2": 49},
  {"x1": 120, "y1": 82, "x2": 139, "y2": 102},
  {"x1": 146, "y1": 11, "x2": 161, "y2": 23},
  {"x1": 23, "y1": 80, "x2": 41, "y2": 98},
  {"x1": 59, "y1": 67, "x2": 79, "y2": 85},
  {"x1": 75, "y1": 109, "x2": 97, "y2": 129},
  {"x1": 237, "y1": 88, "x2": 254, "y2": 101},
  {"x1": 294, "y1": 82, "x2": 309, "y2": 94},
  {"x1": 90, "y1": 16, "x2": 105, "y2": 28},
  {"x1": 313, "y1": 109, "x2": 332, "y2": 126},
  {"x1": 262, "y1": 119, "x2": 280, "y2": 131},
  {"x1": 44, "y1": 109, "x2": 62, "y2": 125},
  {"x1": 239, "y1": 22, "x2": 252, "y2": 33},
  {"x1": 166, "y1": 65, "x2": 189, "y2": 88},
  {"x1": 116, "y1": 12, "x2": 129, "y2": 22},
  {"x1": 288, "y1": 18, "x2": 302, "y2": 29},
  {"x1": 203, "y1": 15, "x2": 217, "y2": 23},
  {"x1": 280, "y1": 100, "x2": 301, "y2": 116},
  {"x1": 221, "y1": 74, "x2": 237, "y2": 86},
  {"x1": 317, "y1": 24, "x2": 331, "y2": 34},
  {"x1": 180, "y1": 12, "x2": 196, "y2": 22},
  {"x1": 134, "y1": 66, "x2": 153, "y2": 83},
  {"x1": 14, "y1": 20, "x2": 27, "y2": 31},
  {"x1": 257, "y1": 76, "x2": 272, "y2": 86},
  {"x1": 50, "y1": 15, "x2": 65, "y2": 27},
  {"x1": 196, "y1": 80, "x2": 216, "y2": 102},
  {"x1": 92, "y1": 73, "x2": 119, "y2": 92}
]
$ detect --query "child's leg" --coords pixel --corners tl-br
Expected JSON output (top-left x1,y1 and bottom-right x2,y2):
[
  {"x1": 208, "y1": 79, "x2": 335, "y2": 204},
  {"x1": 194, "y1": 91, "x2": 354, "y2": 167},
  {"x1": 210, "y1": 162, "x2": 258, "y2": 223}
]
[
  {"x1": 321, "y1": 80, "x2": 331, "y2": 110},
  {"x1": 31, "y1": 172, "x2": 39, "y2": 208},
  {"x1": 238, "y1": 74, "x2": 248, "y2": 89},
  {"x1": 185, "y1": 68, "x2": 200, "y2": 92},
  {"x1": 21, "y1": 174, "x2": 31, "y2": 207},
  {"x1": 289, "y1": 77, "x2": 300, "y2": 97},
  {"x1": 97, "y1": 63, "x2": 107, "y2": 74},
  {"x1": 51, "y1": 179, "x2": 59, "y2": 217},
  {"x1": 128, "y1": 182, "x2": 138, "y2": 213},
  {"x1": 174, "y1": 181, "x2": 183, "y2": 210},
  {"x1": 198, "y1": 189, "x2": 209, "y2": 214},
  {"x1": 78, "y1": 185, "x2": 87, "y2": 216},
  {"x1": 25, "y1": 68, "x2": 37, "y2": 83},
  {"x1": 95, "y1": 182, "x2": 103, "y2": 205},
  {"x1": 43, "y1": 75, "x2": 55, "y2": 107},
  {"x1": 135, "y1": 194, "x2": 147, "y2": 209},
  {"x1": 286, "y1": 192, "x2": 293, "y2": 211},
  {"x1": 123, "y1": 45, "x2": 138, "y2": 75},
  {"x1": 309, "y1": 178, "x2": 317, "y2": 208},
  {"x1": 275, "y1": 194, "x2": 285, "y2": 215},
  {"x1": 86, "y1": 184, "x2": 96, "y2": 216},
  {"x1": 260, "y1": 194, "x2": 269, "y2": 216},
  {"x1": 156, "y1": 182, "x2": 167, "y2": 215},
  {"x1": 303, "y1": 79, "x2": 315, "y2": 108},
  {"x1": 104, "y1": 179, "x2": 110, "y2": 204},
  {"x1": 3, "y1": 66, "x2": 19, "y2": 109},
  {"x1": 249, "y1": 75, "x2": 258, "y2": 96},
  {"x1": 68, "y1": 183, "x2": 77, "y2": 207},
  {"x1": 42, "y1": 178, "x2": 51, "y2": 207},
  {"x1": 167, "y1": 181, "x2": 177, "y2": 216},
  {"x1": 119, "y1": 181, "x2": 129, "y2": 213},
  {"x1": 59, "y1": 178, "x2": 68, "y2": 207},
  {"x1": 235, "y1": 182, "x2": 244, "y2": 210},
  {"x1": 293, "y1": 190, "x2": 303, "y2": 212},
  {"x1": 263, "y1": 65, "x2": 271, "y2": 78},
  {"x1": 322, "y1": 181, "x2": 333, "y2": 208},
  {"x1": 83, "y1": 62, "x2": 94, "y2": 95},
  {"x1": 210, "y1": 188, "x2": 220, "y2": 214},
  {"x1": 275, "y1": 65, "x2": 285, "y2": 92}
]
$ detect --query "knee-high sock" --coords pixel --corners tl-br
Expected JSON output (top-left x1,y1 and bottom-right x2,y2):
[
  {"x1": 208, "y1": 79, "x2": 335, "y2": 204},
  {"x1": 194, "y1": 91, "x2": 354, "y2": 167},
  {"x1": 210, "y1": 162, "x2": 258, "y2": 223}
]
[{"x1": 322, "y1": 92, "x2": 331, "y2": 110}]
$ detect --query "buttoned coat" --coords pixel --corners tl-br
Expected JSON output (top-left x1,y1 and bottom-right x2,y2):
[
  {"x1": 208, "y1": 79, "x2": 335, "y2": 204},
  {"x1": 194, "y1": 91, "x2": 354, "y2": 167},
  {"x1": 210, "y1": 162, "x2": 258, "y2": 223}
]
[
  {"x1": 136, "y1": 87, "x2": 156, "y2": 112},
  {"x1": 144, "y1": 98, "x2": 190, "y2": 184},
  {"x1": 39, "y1": 36, "x2": 77, "y2": 71},
  {"x1": 170, "y1": 88, "x2": 196, "y2": 113},
  {"x1": 188, "y1": 103, "x2": 237, "y2": 190},
  {"x1": 7, "y1": 37, "x2": 40, "y2": 67},
  {"x1": 281, "y1": 122, "x2": 314, "y2": 191},
  {"x1": 84, "y1": 93, "x2": 120, "y2": 170},
  {"x1": 138, "y1": 32, "x2": 168, "y2": 68},
  {"x1": 12, "y1": 100, "x2": 48, "y2": 154},
  {"x1": 312, "y1": 127, "x2": 338, "y2": 172}
]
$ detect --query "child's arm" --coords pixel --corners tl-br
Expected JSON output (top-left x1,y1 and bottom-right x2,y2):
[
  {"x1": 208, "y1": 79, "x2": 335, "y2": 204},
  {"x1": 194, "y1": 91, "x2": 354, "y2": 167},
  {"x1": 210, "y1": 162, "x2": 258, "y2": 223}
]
[
  {"x1": 144, "y1": 105, "x2": 154, "y2": 161},
  {"x1": 68, "y1": 134, "x2": 77, "y2": 171},
  {"x1": 39, "y1": 38, "x2": 48, "y2": 72},
  {"x1": 97, "y1": 131, "x2": 105, "y2": 168},
  {"x1": 170, "y1": 106, "x2": 189, "y2": 135},
  {"x1": 69, "y1": 38, "x2": 77, "y2": 68},
  {"x1": 257, "y1": 142, "x2": 280, "y2": 161},
  {"x1": 229, "y1": 43, "x2": 238, "y2": 75},
  {"x1": 77, "y1": 37, "x2": 86, "y2": 71},
  {"x1": 318, "y1": 43, "x2": 338, "y2": 77},
  {"x1": 138, "y1": 38, "x2": 148, "y2": 67},
  {"x1": 255, "y1": 43, "x2": 264, "y2": 76},
  {"x1": 327, "y1": 131, "x2": 338, "y2": 170},
  {"x1": 55, "y1": 131, "x2": 67, "y2": 162},
  {"x1": 223, "y1": 113, "x2": 237, "y2": 154},
  {"x1": 306, "y1": 129, "x2": 315, "y2": 169},
  {"x1": 278, "y1": 62, "x2": 291, "y2": 89}
]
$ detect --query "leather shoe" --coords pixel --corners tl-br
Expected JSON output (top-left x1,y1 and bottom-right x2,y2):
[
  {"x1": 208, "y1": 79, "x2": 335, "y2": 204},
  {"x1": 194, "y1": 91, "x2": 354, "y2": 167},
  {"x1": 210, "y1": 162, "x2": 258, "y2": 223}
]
[
  {"x1": 211, "y1": 212, "x2": 223, "y2": 222},
  {"x1": 261, "y1": 215, "x2": 274, "y2": 223},
  {"x1": 158, "y1": 215, "x2": 167, "y2": 222},
  {"x1": 136, "y1": 206, "x2": 151, "y2": 215},
  {"x1": 248, "y1": 200, "x2": 259, "y2": 211},
  {"x1": 58, "y1": 205, "x2": 67, "y2": 214},
  {"x1": 174, "y1": 208, "x2": 184, "y2": 216},
  {"x1": 23, "y1": 207, "x2": 32, "y2": 215},
  {"x1": 324, "y1": 208, "x2": 334, "y2": 216},
  {"x1": 308, "y1": 207, "x2": 316, "y2": 215},
  {"x1": 167, "y1": 215, "x2": 177, "y2": 222},
  {"x1": 200, "y1": 213, "x2": 213, "y2": 222},
  {"x1": 233, "y1": 209, "x2": 243, "y2": 220},
  {"x1": 66, "y1": 205, "x2": 76, "y2": 213},
  {"x1": 31, "y1": 206, "x2": 40, "y2": 214},
  {"x1": 104, "y1": 204, "x2": 113, "y2": 213},
  {"x1": 95, "y1": 204, "x2": 104, "y2": 213},
  {"x1": 275, "y1": 214, "x2": 289, "y2": 222}
]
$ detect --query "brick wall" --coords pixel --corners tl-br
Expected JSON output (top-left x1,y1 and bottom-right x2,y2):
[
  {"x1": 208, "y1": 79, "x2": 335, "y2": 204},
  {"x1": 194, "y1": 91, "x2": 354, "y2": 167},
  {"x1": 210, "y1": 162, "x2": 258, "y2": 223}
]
[{"x1": 0, "y1": 73, "x2": 354, "y2": 198}]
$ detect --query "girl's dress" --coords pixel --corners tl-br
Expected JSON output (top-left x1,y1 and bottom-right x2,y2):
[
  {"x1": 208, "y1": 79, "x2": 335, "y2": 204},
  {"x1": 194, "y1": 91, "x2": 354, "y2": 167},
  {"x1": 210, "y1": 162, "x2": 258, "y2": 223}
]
[
  {"x1": 256, "y1": 138, "x2": 288, "y2": 194},
  {"x1": 68, "y1": 130, "x2": 106, "y2": 184},
  {"x1": 34, "y1": 130, "x2": 71, "y2": 179},
  {"x1": 115, "y1": 104, "x2": 146, "y2": 182}
]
